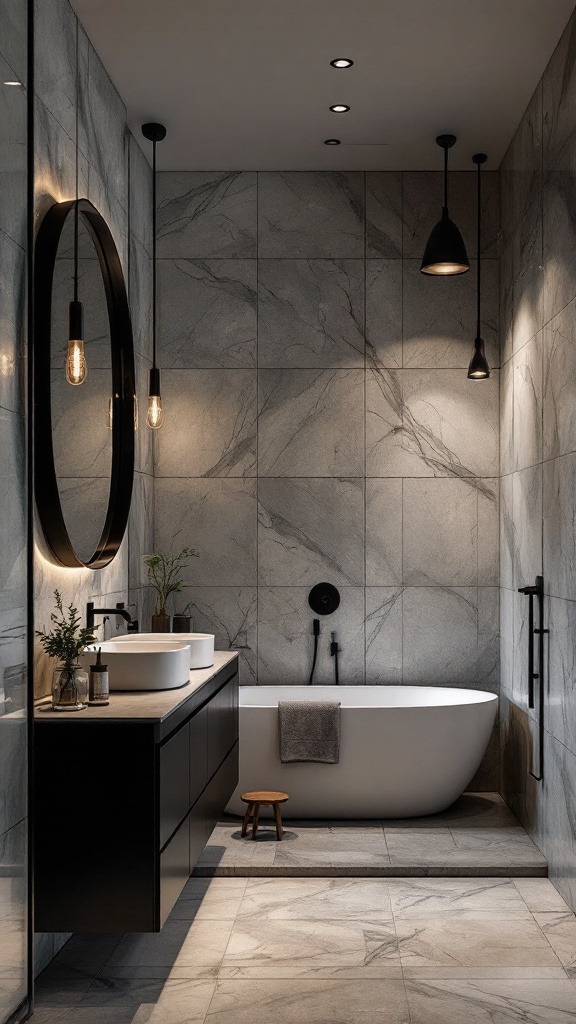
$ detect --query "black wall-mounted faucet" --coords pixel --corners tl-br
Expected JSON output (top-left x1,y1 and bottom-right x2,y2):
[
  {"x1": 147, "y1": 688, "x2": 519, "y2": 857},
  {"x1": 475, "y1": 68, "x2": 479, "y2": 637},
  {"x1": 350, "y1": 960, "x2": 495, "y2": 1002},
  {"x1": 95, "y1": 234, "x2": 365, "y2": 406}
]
[{"x1": 86, "y1": 602, "x2": 138, "y2": 634}]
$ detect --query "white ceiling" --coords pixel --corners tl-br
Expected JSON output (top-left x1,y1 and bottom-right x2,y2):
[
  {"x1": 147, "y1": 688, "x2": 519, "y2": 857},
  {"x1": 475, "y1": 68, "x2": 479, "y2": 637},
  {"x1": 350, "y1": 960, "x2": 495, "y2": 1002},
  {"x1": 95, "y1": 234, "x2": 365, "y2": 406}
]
[{"x1": 72, "y1": 0, "x2": 576, "y2": 170}]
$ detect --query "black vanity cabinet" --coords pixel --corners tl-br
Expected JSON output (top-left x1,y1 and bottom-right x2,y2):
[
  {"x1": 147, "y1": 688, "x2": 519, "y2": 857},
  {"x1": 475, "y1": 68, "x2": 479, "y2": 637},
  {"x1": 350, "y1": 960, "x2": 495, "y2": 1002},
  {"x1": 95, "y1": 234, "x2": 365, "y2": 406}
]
[{"x1": 34, "y1": 653, "x2": 239, "y2": 933}]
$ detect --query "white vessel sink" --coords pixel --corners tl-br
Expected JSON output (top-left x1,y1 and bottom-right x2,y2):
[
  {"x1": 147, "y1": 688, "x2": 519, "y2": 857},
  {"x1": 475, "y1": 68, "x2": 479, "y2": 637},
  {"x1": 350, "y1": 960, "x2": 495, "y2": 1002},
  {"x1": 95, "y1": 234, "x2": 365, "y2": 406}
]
[
  {"x1": 79, "y1": 640, "x2": 191, "y2": 691},
  {"x1": 115, "y1": 632, "x2": 215, "y2": 669}
]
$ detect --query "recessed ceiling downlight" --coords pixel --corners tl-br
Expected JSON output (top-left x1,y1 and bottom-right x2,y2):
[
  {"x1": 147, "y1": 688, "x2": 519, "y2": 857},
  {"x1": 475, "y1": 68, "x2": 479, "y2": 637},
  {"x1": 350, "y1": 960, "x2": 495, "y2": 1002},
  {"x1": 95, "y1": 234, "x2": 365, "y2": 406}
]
[
  {"x1": 3, "y1": 80, "x2": 21, "y2": 86},
  {"x1": 324, "y1": 139, "x2": 341, "y2": 145},
  {"x1": 330, "y1": 104, "x2": 349, "y2": 113},
  {"x1": 330, "y1": 58, "x2": 354, "y2": 68}
]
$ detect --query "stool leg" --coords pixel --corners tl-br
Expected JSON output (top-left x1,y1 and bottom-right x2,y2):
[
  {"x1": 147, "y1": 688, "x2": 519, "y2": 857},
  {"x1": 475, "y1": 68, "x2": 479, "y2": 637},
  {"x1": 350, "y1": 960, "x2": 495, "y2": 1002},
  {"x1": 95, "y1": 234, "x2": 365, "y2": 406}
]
[
  {"x1": 273, "y1": 803, "x2": 284, "y2": 841},
  {"x1": 251, "y1": 803, "x2": 260, "y2": 840},
  {"x1": 241, "y1": 803, "x2": 253, "y2": 838}
]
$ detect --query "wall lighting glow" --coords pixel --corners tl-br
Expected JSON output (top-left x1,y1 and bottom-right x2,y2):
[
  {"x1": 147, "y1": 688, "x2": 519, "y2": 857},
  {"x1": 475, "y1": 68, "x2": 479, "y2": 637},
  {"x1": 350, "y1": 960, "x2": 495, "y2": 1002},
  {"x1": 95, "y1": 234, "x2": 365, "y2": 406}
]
[
  {"x1": 330, "y1": 59, "x2": 354, "y2": 68},
  {"x1": 330, "y1": 104, "x2": 350, "y2": 113}
]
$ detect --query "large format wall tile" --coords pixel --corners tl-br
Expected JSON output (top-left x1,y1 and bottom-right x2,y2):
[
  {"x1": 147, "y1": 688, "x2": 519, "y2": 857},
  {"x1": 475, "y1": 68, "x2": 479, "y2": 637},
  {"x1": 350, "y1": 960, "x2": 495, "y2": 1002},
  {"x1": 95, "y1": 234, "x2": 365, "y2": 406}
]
[
  {"x1": 78, "y1": 29, "x2": 127, "y2": 212},
  {"x1": 512, "y1": 465, "x2": 543, "y2": 590},
  {"x1": 402, "y1": 478, "x2": 479, "y2": 586},
  {"x1": 501, "y1": 82, "x2": 543, "y2": 244},
  {"x1": 545, "y1": 595, "x2": 576, "y2": 755},
  {"x1": 542, "y1": 144, "x2": 576, "y2": 326},
  {"x1": 543, "y1": 453, "x2": 576, "y2": 600},
  {"x1": 258, "y1": 259, "x2": 364, "y2": 368},
  {"x1": 0, "y1": 232, "x2": 25, "y2": 415},
  {"x1": 155, "y1": 369, "x2": 257, "y2": 478},
  {"x1": 513, "y1": 332, "x2": 543, "y2": 471},
  {"x1": 365, "y1": 587, "x2": 403, "y2": 683},
  {"x1": 365, "y1": 479, "x2": 402, "y2": 586},
  {"x1": 543, "y1": 15, "x2": 576, "y2": 175},
  {"x1": 157, "y1": 172, "x2": 257, "y2": 258},
  {"x1": 158, "y1": 259, "x2": 257, "y2": 368},
  {"x1": 543, "y1": 297, "x2": 576, "y2": 460},
  {"x1": 185, "y1": 587, "x2": 257, "y2": 684},
  {"x1": 402, "y1": 587, "x2": 481, "y2": 684},
  {"x1": 154, "y1": 479, "x2": 257, "y2": 586},
  {"x1": 366, "y1": 260, "x2": 402, "y2": 369},
  {"x1": 128, "y1": 134, "x2": 152, "y2": 255},
  {"x1": 258, "y1": 586, "x2": 365, "y2": 685},
  {"x1": 403, "y1": 259, "x2": 498, "y2": 370},
  {"x1": 512, "y1": 200, "x2": 543, "y2": 353},
  {"x1": 258, "y1": 172, "x2": 364, "y2": 257},
  {"x1": 258, "y1": 478, "x2": 364, "y2": 586},
  {"x1": 0, "y1": 78, "x2": 28, "y2": 248},
  {"x1": 366, "y1": 369, "x2": 499, "y2": 478},
  {"x1": 365, "y1": 172, "x2": 403, "y2": 258},
  {"x1": 34, "y1": 0, "x2": 76, "y2": 140},
  {"x1": 0, "y1": 822, "x2": 27, "y2": 1020},
  {"x1": 403, "y1": 171, "x2": 499, "y2": 260},
  {"x1": 0, "y1": 410, "x2": 25, "y2": 598},
  {"x1": 258, "y1": 368, "x2": 364, "y2": 476}
]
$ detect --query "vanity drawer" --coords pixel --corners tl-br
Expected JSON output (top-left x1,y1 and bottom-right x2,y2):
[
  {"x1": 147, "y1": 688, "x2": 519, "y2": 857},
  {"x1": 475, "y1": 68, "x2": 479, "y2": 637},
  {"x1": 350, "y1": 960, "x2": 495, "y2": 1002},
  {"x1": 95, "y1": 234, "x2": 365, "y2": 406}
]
[
  {"x1": 207, "y1": 675, "x2": 239, "y2": 777},
  {"x1": 159, "y1": 815, "x2": 190, "y2": 927},
  {"x1": 159, "y1": 723, "x2": 190, "y2": 849},
  {"x1": 189, "y1": 703, "x2": 208, "y2": 805}
]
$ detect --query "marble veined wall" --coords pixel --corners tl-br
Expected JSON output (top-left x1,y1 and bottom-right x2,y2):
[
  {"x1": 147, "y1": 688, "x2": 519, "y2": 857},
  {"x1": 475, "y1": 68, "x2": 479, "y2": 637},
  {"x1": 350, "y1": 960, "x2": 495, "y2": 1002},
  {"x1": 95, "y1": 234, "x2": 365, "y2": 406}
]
[
  {"x1": 500, "y1": 8, "x2": 576, "y2": 911},
  {"x1": 154, "y1": 169, "x2": 500, "y2": 785}
]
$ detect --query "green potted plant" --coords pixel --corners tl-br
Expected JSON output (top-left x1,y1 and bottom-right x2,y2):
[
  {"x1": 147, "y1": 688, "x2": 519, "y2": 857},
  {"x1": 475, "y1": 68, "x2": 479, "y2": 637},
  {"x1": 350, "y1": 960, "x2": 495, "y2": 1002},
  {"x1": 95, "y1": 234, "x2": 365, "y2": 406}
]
[
  {"x1": 36, "y1": 590, "x2": 98, "y2": 711},
  {"x1": 144, "y1": 547, "x2": 199, "y2": 632}
]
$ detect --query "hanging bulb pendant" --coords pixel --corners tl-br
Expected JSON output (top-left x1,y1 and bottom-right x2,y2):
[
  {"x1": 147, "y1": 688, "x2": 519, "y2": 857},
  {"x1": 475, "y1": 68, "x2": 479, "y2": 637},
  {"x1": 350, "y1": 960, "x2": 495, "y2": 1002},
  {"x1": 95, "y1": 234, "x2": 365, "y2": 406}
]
[
  {"x1": 467, "y1": 153, "x2": 490, "y2": 380},
  {"x1": 66, "y1": 299, "x2": 87, "y2": 385},
  {"x1": 146, "y1": 366, "x2": 163, "y2": 429}
]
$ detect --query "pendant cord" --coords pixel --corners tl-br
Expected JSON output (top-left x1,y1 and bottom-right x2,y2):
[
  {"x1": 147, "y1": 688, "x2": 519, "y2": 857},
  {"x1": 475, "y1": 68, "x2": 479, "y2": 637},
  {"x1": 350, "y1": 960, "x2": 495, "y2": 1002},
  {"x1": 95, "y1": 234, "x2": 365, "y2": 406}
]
[
  {"x1": 443, "y1": 143, "x2": 448, "y2": 211},
  {"x1": 152, "y1": 137, "x2": 157, "y2": 370},
  {"x1": 476, "y1": 158, "x2": 482, "y2": 340},
  {"x1": 73, "y1": 16, "x2": 79, "y2": 303}
]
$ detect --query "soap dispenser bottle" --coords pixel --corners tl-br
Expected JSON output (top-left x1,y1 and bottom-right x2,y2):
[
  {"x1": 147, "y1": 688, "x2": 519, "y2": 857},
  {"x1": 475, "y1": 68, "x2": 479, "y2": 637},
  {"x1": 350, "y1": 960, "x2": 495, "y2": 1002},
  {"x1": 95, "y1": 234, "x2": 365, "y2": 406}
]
[{"x1": 88, "y1": 647, "x2": 110, "y2": 706}]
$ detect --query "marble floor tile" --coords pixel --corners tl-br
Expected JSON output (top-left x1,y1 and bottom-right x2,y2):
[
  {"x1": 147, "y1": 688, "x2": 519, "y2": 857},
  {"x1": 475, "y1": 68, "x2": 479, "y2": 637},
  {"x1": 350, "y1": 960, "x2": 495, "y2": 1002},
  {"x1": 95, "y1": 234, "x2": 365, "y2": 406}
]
[
  {"x1": 49, "y1": 935, "x2": 123, "y2": 978},
  {"x1": 404, "y1": 979, "x2": 576, "y2": 1024},
  {"x1": 197, "y1": 827, "x2": 277, "y2": 870},
  {"x1": 238, "y1": 878, "x2": 393, "y2": 920},
  {"x1": 30, "y1": 1009, "x2": 136, "y2": 1024},
  {"x1": 396, "y1": 917, "x2": 562, "y2": 968},
  {"x1": 513, "y1": 878, "x2": 572, "y2": 912},
  {"x1": 402, "y1": 967, "x2": 569, "y2": 981},
  {"x1": 386, "y1": 827, "x2": 546, "y2": 870},
  {"x1": 272, "y1": 829, "x2": 390, "y2": 870},
  {"x1": 104, "y1": 920, "x2": 235, "y2": 977},
  {"x1": 83, "y1": 977, "x2": 216, "y2": 1021},
  {"x1": 219, "y1": 916, "x2": 400, "y2": 978},
  {"x1": 533, "y1": 913, "x2": 576, "y2": 969},
  {"x1": 34, "y1": 973, "x2": 93, "y2": 1007},
  {"x1": 204, "y1": 979, "x2": 409, "y2": 1024},
  {"x1": 171, "y1": 879, "x2": 248, "y2": 921},
  {"x1": 388, "y1": 878, "x2": 530, "y2": 918}
]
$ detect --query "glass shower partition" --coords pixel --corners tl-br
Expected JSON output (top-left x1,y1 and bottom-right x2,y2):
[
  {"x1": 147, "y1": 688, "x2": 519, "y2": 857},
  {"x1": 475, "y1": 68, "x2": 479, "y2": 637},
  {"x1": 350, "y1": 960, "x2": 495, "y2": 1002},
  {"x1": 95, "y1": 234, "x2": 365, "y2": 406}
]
[{"x1": 0, "y1": 0, "x2": 31, "y2": 1021}]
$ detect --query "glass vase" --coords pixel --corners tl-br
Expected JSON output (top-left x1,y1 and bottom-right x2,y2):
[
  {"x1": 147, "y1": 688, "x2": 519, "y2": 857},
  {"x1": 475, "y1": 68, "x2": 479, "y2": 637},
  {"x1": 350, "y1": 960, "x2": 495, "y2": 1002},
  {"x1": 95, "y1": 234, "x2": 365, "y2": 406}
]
[{"x1": 52, "y1": 663, "x2": 89, "y2": 711}]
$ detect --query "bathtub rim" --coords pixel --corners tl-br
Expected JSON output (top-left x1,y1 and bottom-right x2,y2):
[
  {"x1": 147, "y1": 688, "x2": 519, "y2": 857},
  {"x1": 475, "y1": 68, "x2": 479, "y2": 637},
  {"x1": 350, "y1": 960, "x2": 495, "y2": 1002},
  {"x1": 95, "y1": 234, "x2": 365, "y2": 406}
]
[{"x1": 238, "y1": 684, "x2": 499, "y2": 710}]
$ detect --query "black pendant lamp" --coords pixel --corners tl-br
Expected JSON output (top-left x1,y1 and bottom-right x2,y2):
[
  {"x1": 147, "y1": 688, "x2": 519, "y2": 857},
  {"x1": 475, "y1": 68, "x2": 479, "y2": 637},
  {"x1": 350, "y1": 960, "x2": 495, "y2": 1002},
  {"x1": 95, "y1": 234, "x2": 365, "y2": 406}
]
[
  {"x1": 421, "y1": 134, "x2": 470, "y2": 276},
  {"x1": 467, "y1": 153, "x2": 490, "y2": 380},
  {"x1": 66, "y1": 19, "x2": 86, "y2": 385},
  {"x1": 142, "y1": 121, "x2": 167, "y2": 428}
]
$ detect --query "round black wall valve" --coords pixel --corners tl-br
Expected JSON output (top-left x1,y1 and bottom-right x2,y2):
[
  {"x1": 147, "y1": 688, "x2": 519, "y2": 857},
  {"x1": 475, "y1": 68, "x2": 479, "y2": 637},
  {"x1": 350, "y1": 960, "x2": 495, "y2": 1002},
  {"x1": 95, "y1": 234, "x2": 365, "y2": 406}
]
[{"x1": 308, "y1": 582, "x2": 341, "y2": 616}]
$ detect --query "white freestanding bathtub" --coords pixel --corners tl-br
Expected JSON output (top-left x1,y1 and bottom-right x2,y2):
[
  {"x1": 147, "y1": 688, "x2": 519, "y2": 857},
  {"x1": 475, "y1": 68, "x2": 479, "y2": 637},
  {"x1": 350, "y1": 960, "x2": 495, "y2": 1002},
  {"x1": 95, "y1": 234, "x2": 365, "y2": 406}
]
[{"x1": 226, "y1": 685, "x2": 498, "y2": 819}]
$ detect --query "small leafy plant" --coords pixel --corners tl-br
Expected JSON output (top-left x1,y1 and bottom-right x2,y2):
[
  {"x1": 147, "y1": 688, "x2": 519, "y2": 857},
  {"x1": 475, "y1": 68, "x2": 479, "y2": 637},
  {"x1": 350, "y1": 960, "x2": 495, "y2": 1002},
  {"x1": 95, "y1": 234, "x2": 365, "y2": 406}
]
[
  {"x1": 144, "y1": 547, "x2": 199, "y2": 615},
  {"x1": 36, "y1": 590, "x2": 98, "y2": 669}
]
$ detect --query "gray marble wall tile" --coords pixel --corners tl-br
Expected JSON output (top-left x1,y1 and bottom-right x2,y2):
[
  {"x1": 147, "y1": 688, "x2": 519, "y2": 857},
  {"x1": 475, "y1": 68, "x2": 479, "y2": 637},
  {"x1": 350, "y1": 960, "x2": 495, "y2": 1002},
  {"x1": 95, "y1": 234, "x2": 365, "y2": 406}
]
[
  {"x1": 365, "y1": 587, "x2": 403, "y2": 683},
  {"x1": 157, "y1": 172, "x2": 257, "y2": 258},
  {"x1": 185, "y1": 587, "x2": 257, "y2": 684},
  {"x1": 543, "y1": 297, "x2": 576, "y2": 461},
  {"x1": 545, "y1": 595, "x2": 576, "y2": 755},
  {"x1": 403, "y1": 171, "x2": 499, "y2": 260},
  {"x1": 155, "y1": 369, "x2": 257, "y2": 478},
  {"x1": 134, "y1": 353, "x2": 153, "y2": 475},
  {"x1": 542, "y1": 143, "x2": 576, "y2": 326},
  {"x1": 366, "y1": 259, "x2": 402, "y2": 369},
  {"x1": 158, "y1": 259, "x2": 257, "y2": 368},
  {"x1": 403, "y1": 478, "x2": 478, "y2": 586},
  {"x1": 366, "y1": 369, "x2": 499, "y2": 479},
  {"x1": 543, "y1": 12, "x2": 576, "y2": 174},
  {"x1": 0, "y1": 411, "x2": 25, "y2": 598},
  {"x1": 538, "y1": 731, "x2": 576, "y2": 910},
  {"x1": 258, "y1": 368, "x2": 364, "y2": 476},
  {"x1": 500, "y1": 476, "x2": 515, "y2": 592},
  {"x1": 478, "y1": 480, "x2": 500, "y2": 588},
  {"x1": 0, "y1": 0, "x2": 26, "y2": 82},
  {"x1": 129, "y1": 236, "x2": 152, "y2": 360},
  {"x1": 35, "y1": 96, "x2": 88, "y2": 221},
  {"x1": 0, "y1": 77, "x2": 27, "y2": 248},
  {"x1": 501, "y1": 81, "x2": 543, "y2": 244},
  {"x1": 403, "y1": 259, "x2": 498, "y2": 370},
  {"x1": 512, "y1": 200, "x2": 543, "y2": 353},
  {"x1": 258, "y1": 478, "x2": 364, "y2": 586},
  {"x1": 86, "y1": 163, "x2": 128, "y2": 272},
  {"x1": 34, "y1": 0, "x2": 76, "y2": 140},
  {"x1": 154, "y1": 479, "x2": 257, "y2": 586},
  {"x1": 128, "y1": 473, "x2": 154, "y2": 599},
  {"x1": 258, "y1": 259, "x2": 364, "y2": 368},
  {"x1": 500, "y1": 239, "x2": 515, "y2": 365},
  {"x1": 0, "y1": 822, "x2": 27, "y2": 1020},
  {"x1": 77, "y1": 28, "x2": 128, "y2": 212},
  {"x1": 0, "y1": 700, "x2": 26, "y2": 836},
  {"x1": 500, "y1": 587, "x2": 514, "y2": 697},
  {"x1": 0, "y1": 232, "x2": 25, "y2": 415},
  {"x1": 365, "y1": 479, "x2": 402, "y2": 586},
  {"x1": 258, "y1": 172, "x2": 364, "y2": 258},
  {"x1": 402, "y1": 587, "x2": 480, "y2": 684},
  {"x1": 477, "y1": 587, "x2": 500, "y2": 689},
  {"x1": 500, "y1": 358, "x2": 514, "y2": 476},
  {"x1": 543, "y1": 453, "x2": 576, "y2": 600},
  {"x1": 365, "y1": 172, "x2": 403, "y2": 258},
  {"x1": 128, "y1": 135, "x2": 152, "y2": 255},
  {"x1": 512, "y1": 465, "x2": 543, "y2": 590},
  {"x1": 258, "y1": 586, "x2": 364, "y2": 685},
  {"x1": 513, "y1": 332, "x2": 543, "y2": 471},
  {"x1": 50, "y1": 369, "x2": 113, "y2": 478}
]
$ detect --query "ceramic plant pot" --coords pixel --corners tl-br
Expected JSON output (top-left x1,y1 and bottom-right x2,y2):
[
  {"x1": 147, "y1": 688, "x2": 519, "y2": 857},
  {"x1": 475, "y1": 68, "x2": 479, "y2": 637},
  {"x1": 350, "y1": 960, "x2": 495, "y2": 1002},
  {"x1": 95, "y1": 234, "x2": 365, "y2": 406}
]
[{"x1": 151, "y1": 613, "x2": 171, "y2": 633}]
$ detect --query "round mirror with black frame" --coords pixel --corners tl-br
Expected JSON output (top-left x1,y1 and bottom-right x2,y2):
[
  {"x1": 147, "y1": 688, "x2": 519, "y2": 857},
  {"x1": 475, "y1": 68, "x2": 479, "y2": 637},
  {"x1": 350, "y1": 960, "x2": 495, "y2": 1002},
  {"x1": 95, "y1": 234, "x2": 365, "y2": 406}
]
[{"x1": 34, "y1": 199, "x2": 135, "y2": 569}]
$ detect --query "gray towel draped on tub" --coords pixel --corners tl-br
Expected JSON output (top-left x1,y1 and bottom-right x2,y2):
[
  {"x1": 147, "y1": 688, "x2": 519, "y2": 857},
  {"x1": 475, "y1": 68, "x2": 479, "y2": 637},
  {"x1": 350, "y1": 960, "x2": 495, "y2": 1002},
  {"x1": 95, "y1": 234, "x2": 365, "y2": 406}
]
[{"x1": 278, "y1": 700, "x2": 341, "y2": 764}]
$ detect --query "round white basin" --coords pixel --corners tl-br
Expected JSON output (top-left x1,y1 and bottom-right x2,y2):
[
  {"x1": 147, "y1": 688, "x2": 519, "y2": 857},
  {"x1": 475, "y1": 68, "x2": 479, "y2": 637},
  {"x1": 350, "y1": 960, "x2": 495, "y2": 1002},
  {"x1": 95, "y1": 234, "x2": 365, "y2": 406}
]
[
  {"x1": 79, "y1": 640, "x2": 191, "y2": 691},
  {"x1": 114, "y1": 632, "x2": 215, "y2": 669}
]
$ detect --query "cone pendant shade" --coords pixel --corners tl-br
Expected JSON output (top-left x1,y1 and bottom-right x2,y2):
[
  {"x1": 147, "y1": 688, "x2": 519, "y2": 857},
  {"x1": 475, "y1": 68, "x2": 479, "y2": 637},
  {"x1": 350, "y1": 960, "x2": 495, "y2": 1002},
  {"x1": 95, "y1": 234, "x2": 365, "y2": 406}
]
[
  {"x1": 467, "y1": 153, "x2": 490, "y2": 380},
  {"x1": 421, "y1": 135, "x2": 470, "y2": 276}
]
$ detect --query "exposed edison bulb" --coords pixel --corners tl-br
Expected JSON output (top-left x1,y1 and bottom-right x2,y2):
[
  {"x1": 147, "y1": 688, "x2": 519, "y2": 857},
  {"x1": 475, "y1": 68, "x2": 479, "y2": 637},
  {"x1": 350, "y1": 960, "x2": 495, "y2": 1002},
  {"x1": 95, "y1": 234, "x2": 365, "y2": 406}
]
[
  {"x1": 147, "y1": 393, "x2": 163, "y2": 429},
  {"x1": 65, "y1": 338, "x2": 87, "y2": 386}
]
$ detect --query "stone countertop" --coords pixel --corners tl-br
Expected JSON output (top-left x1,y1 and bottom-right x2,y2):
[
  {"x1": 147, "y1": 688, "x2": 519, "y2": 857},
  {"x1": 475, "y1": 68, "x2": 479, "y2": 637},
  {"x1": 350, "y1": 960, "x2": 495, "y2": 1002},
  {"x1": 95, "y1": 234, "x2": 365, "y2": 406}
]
[{"x1": 34, "y1": 651, "x2": 238, "y2": 725}]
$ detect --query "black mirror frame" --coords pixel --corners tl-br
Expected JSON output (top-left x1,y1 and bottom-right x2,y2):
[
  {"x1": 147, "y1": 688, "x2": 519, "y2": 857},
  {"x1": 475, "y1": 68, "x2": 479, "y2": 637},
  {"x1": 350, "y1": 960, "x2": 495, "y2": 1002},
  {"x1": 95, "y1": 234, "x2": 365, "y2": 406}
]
[{"x1": 34, "y1": 198, "x2": 135, "y2": 569}]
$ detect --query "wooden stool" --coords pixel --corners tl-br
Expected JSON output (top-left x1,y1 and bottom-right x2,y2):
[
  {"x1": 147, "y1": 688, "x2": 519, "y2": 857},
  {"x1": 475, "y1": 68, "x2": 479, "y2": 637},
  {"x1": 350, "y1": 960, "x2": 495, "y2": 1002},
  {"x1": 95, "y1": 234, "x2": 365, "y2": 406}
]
[{"x1": 240, "y1": 791, "x2": 289, "y2": 840}]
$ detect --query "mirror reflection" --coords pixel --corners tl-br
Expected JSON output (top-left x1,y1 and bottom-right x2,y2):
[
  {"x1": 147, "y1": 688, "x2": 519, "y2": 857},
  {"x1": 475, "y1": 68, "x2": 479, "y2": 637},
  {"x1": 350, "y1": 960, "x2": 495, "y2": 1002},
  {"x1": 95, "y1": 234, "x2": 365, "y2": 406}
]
[{"x1": 50, "y1": 213, "x2": 113, "y2": 564}]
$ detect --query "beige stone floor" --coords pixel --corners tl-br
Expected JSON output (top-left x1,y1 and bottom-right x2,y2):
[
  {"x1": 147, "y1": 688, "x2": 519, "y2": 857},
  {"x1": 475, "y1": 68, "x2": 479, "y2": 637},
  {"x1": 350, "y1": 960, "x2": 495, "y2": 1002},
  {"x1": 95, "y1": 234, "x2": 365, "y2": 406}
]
[
  {"x1": 194, "y1": 794, "x2": 547, "y2": 876},
  {"x1": 34, "y1": 875, "x2": 576, "y2": 1024}
]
